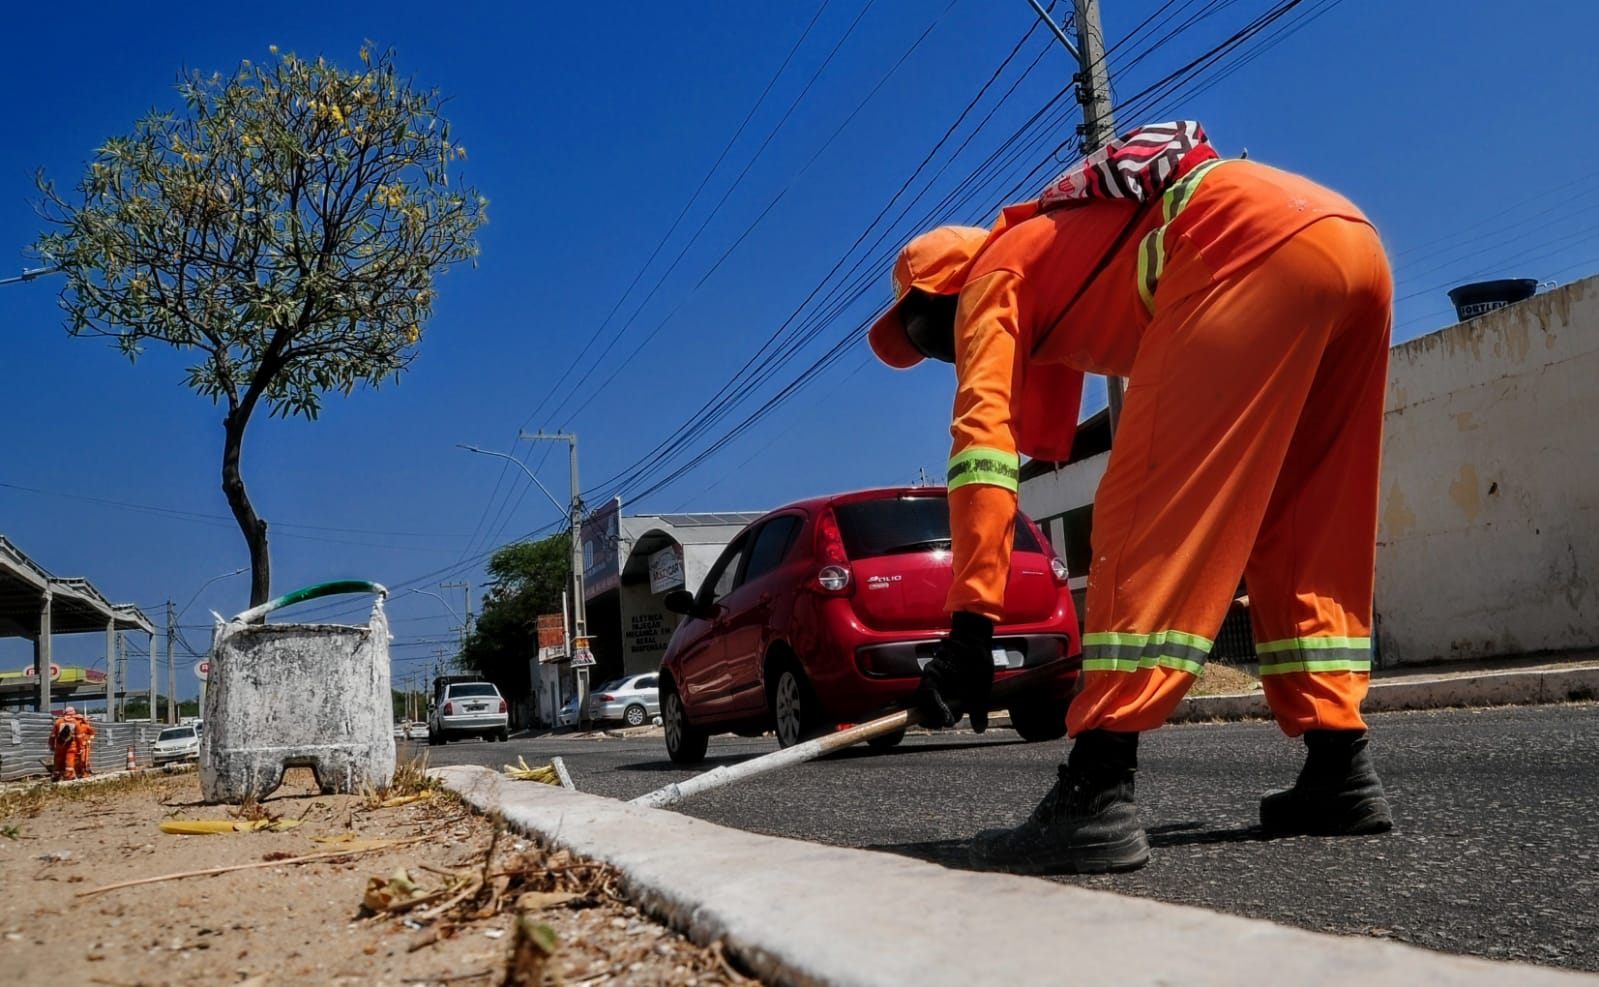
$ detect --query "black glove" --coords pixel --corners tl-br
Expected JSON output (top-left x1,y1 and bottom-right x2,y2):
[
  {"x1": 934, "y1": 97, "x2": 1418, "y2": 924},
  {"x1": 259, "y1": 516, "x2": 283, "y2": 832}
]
[{"x1": 915, "y1": 611, "x2": 996, "y2": 732}]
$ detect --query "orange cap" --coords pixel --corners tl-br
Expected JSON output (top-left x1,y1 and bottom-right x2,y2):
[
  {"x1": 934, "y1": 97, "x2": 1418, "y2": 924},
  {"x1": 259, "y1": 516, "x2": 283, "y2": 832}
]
[{"x1": 868, "y1": 225, "x2": 990, "y2": 369}]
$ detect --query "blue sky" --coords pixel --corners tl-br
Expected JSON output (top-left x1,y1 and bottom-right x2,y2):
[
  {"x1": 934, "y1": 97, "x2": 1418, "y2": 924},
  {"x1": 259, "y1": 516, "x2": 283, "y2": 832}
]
[{"x1": 4, "y1": 0, "x2": 1597, "y2": 699}]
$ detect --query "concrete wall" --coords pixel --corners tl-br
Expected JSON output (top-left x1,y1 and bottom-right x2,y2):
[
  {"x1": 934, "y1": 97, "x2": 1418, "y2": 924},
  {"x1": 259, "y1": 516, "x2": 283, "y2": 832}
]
[
  {"x1": 1376, "y1": 277, "x2": 1599, "y2": 665},
  {"x1": 618, "y1": 581, "x2": 681, "y2": 676}
]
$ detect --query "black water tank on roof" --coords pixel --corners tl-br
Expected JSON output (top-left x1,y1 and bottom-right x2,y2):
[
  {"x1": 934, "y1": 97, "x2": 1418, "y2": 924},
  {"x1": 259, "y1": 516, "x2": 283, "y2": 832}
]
[{"x1": 1446, "y1": 278, "x2": 1538, "y2": 322}]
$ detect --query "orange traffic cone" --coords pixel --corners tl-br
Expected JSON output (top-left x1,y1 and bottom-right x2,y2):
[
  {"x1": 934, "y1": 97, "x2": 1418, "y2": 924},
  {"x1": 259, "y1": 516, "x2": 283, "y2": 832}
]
[{"x1": 125, "y1": 746, "x2": 138, "y2": 772}]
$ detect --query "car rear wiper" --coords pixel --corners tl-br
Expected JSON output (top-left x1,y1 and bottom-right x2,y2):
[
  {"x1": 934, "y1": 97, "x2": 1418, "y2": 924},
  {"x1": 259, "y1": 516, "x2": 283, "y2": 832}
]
[{"x1": 874, "y1": 538, "x2": 953, "y2": 555}]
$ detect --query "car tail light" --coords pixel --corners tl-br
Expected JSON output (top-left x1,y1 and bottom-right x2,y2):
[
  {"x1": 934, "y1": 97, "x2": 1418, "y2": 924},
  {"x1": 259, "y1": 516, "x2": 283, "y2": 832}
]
[
  {"x1": 442, "y1": 702, "x2": 454, "y2": 716},
  {"x1": 813, "y1": 510, "x2": 853, "y2": 595},
  {"x1": 1050, "y1": 557, "x2": 1070, "y2": 585},
  {"x1": 498, "y1": 699, "x2": 508, "y2": 713},
  {"x1": 597, "y1": 693, "x2": 615, "y2": 702}
]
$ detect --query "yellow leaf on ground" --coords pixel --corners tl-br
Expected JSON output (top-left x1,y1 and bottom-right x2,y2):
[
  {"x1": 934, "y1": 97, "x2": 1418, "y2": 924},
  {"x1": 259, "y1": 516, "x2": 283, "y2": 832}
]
[
  {"x1": 376, "y1": 791, "x2": 432, "y2": 808},
  {"x1": 159, "y1": 818, "x2": 304, "y2": 835}
]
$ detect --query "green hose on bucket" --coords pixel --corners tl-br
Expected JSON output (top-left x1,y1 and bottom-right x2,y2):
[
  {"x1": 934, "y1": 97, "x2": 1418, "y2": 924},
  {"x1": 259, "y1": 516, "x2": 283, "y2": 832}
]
[{"x1": 230, "y1": 579, "x2": 388, "y2": 624}]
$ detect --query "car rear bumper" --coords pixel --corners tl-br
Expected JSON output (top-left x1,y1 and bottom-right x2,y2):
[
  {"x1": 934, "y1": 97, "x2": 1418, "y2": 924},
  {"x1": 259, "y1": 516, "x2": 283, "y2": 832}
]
[
  {"x1": 804, "y1": 600, "x2": 1081, "y2": 721},
  {"x1": 436, "y1": 715, "x2": 508, "y2": 733}
]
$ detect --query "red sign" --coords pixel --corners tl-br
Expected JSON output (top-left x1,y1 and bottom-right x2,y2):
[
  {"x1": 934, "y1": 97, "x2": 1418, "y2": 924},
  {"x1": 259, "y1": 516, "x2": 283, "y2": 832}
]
[{"x1": 23, "y1": 664, "x2": 62, "y2": 681}]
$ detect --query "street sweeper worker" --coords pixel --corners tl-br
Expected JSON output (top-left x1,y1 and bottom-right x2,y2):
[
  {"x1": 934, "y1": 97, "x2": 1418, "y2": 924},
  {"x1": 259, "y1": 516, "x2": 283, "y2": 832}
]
[
  {"x1": 868, "y1": 122, "x2": 1394, "y2": 875},
  {"x1": 73, "y1": 710, "x2": 97, "y2": 777},
  {"x1": 49, "y1": 706, "x2": 82, "y2": 781}
]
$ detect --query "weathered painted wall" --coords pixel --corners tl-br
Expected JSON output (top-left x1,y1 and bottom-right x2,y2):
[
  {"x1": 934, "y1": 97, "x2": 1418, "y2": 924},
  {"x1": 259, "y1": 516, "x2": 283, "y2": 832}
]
[{"x1": 1376, "y1": 278, "x2": 1598, "y2": 665}]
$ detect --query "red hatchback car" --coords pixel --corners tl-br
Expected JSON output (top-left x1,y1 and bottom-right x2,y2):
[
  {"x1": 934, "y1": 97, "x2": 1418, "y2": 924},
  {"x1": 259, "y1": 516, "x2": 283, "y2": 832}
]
[{"x1": 658, "y1": 486, "x2": 1082, "y2": 763}]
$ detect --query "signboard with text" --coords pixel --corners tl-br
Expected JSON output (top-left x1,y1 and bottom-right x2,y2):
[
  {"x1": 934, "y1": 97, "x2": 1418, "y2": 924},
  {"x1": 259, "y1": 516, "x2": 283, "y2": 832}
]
[{"x1": 648, "y1": 545, "x2": 685, "y2": 594}]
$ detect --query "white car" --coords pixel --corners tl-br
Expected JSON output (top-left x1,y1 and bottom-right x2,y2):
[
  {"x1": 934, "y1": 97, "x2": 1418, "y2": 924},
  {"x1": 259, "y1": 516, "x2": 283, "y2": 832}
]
[
  {"x1": 428, "y1": 681, "x2": 509, "y2": 744},
  {"x1": 405, "y1": 721, "x2": 429, "y2": 740},
  {"x1": 591, "y1": 674, "x2": 662, "y2": 727},
  {"x1": 152, "y1": 725, "x2": 200, "y2": 765}
]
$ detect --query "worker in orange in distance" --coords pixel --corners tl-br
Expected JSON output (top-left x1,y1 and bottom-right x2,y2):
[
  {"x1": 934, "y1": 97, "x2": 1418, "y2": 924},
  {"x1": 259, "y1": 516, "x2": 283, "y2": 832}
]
[
  {"x1": 49, "y1": 705, "x2": 81, "y2": 781},
  {"x1": 73, "y1": 710, "x2": 97, "y2": 778},
  {"x1": 869, "y1": 122, "x2": 1394, "y2": 874}
]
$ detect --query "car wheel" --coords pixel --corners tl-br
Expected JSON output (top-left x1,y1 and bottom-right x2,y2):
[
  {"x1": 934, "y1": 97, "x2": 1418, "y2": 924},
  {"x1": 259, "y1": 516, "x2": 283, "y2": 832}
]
[
  {"x1": 624, "y1": 704, "x2": 647, "y2": 728},
  {"x1": 1009, "y1": 698, "x2": 1070, "y2": 742},
  {"x1": 772, "y1": 667, "x2": 819, "y2": 749},
  {"x1": 663, "y1": 688, "x2": 708, "y2": 765},
  {"x1": 866, "y1": 728, "x2": 907, "y2": 750},
  {"x1": 498, "y1": 728, "x2": 510, "y2": 742}
]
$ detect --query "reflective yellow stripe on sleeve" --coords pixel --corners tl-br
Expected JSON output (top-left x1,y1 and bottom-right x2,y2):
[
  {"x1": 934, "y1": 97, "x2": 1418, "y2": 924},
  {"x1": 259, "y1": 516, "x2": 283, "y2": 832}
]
[{"x1": 947, "y1": 447, "x2": 1021, "y2": 492}]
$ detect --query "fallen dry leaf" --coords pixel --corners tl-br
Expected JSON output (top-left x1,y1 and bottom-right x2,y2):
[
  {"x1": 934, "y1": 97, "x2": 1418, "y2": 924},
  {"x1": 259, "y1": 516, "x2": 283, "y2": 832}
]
[
  {"x1": 514, "y1": 890, "x2": 581, "y2": 912},
  {"x1": 159, "y1": 819, "x2": 303, "y2": 835},
  {"x1": 362, "y1": 868, "x2": 425, "y2": 913}
]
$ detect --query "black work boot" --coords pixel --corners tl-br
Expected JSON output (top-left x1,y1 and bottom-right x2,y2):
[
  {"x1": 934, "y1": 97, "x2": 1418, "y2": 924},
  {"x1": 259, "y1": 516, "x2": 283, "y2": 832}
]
[
  {"x1": 969, "y1": 729, "x2": 1150, "y2": 874},
  {"x1": 1260, "y1": 730, "x2": 1393, "y2": 836}
]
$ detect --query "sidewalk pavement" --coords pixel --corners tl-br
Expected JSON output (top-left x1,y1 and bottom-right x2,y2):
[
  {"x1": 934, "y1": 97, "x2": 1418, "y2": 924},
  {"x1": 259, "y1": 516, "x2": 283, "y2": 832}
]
[{"x1": 438, "y1": 655, "x2": 1599, "y2": 986}]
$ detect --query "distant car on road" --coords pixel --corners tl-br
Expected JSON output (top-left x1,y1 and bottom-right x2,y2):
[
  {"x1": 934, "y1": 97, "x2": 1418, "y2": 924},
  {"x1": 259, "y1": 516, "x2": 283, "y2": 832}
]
[
  {"x1": 152, "y1": 725, "x2": 200, "y2": 765},
  {"x1": 659, "y1": 486, "x2": 1082, "y2": 763},
  {"x1": 428, "y1": 680, "x2": 509, "y2": 744},
  {"x1": 590, "y1": 674, "x2": 661, "y2": 727},
  {"x1": 405, "y1": 721, "x2": 429, "y2": 740}
]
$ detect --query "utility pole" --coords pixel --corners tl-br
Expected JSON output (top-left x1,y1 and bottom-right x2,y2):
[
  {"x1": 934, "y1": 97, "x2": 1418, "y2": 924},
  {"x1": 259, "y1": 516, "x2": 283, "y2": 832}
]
[
  {"x1": 440, "y1": 580, "x2": 472, "y2": 649},
  {"x1": 1030, "y1": 0, "x2": 1127, "y2": 434},
  {"x1": 520, "y1": 431, "x2": 590, "y2": 730},
  {"x1": 166, "y1": 600, "x2": 178, "y2": 725},
  {"x1": 519, "y1": 432, "x2": 587, "y2": 645}
]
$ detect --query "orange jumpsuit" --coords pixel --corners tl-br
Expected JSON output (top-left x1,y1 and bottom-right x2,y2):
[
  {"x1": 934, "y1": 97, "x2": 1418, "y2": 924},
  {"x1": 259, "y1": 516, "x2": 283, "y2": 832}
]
[
  {"x1": 49, "y1": 714, "x2": 80, "y2": 780},
  {"x1": 74, "y1": 717, "x2": 96, "y2": 777},
  {"x1": 944, "y1": 159, "x2": 1392, "y2": 739}
]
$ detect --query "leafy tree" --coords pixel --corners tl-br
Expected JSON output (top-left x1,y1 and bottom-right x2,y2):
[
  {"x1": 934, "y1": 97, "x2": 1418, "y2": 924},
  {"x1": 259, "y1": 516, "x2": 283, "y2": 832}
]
[
  {"x1": 459, "y1": 535, "x2": 569, "y2": 701},
  {"x1": 34, "y1": 45, "x2": 488, "y2": 606}
]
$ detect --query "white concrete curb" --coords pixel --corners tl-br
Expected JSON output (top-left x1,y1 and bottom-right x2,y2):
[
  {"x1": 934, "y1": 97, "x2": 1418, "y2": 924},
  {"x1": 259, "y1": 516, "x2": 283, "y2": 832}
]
[
  {"x1": 1171, "y1": 666, "x2": 1599, "y2": 723},
  {"x1": 436, "y1": 765, "x2": 1598, "y2": 987}
]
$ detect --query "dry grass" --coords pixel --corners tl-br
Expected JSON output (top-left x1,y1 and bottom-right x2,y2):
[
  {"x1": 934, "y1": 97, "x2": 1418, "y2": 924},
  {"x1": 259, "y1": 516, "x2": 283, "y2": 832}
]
[
  {"x1": 0, "y1": 767, "x2": 177, "y2": 823},
  {"x1": 1189, "y1": 662, "x2": 1262, "y2": 697}
]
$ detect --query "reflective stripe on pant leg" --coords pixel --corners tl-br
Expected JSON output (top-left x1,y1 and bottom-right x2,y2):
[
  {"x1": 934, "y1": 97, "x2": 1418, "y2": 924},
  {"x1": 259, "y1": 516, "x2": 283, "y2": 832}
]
[
  {"x1": 1068, "y1": 630, "x2": 1213, "y2": 735},
  {"x1": 1257, "y1": 636, "x2": 1372, "y2": 735}
]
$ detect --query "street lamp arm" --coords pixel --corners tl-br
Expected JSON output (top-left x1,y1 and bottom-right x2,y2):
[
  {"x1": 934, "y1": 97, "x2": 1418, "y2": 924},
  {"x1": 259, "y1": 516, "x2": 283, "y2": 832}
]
[
  {"x1": 457, "y1": 444, "x2": 569, "y2": 518},
  {"x1": 176, "y1": 566, "x2": 249, "y2": 620},
  {"x1": 407, "y1": 587, "x2": 464, "y2": 625}
]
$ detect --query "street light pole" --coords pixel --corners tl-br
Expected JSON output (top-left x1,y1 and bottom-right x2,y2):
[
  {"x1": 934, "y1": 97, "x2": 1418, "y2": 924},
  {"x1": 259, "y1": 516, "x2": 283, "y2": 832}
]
[
  {"x1": 168, "y1": 566, "x2": 248, "y2": 723},
  {"x1": 459, "y1": 437, "x2": 587, "y2": 643}
]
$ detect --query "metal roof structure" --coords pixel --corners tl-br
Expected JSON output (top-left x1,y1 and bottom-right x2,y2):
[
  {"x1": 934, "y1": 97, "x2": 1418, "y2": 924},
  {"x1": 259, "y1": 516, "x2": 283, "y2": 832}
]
[{"x1": 0, "y1": 535, "x2": 157, "y2": 638}]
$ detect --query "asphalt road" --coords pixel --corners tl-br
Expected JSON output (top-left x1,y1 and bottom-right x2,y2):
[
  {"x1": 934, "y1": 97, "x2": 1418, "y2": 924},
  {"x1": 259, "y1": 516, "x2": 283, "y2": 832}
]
[{"x1": 413, "y1": 702, "x2": 1599, "y2": 973}]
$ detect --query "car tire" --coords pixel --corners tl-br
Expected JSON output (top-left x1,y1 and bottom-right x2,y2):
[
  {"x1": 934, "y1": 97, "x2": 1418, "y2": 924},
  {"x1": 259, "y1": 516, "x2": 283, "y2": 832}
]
[
  {"x1": 623, "y1": 704, "x2": 647, "y2": 728},
  {"x1": 1009, "y1": 698, "x2": 1070, "y2": 742},
  {"x1": 866, "y1": 728, "x2": 906, "y2": 750},
  {"x1": 772, "y1": 667, "x2": 820, "y2": 749},
  {"x1": 498, "y1": 729, "x2": 510, "y2": 742},
  {"x1": 428, "y1": 731, "x2": 441, "y2": 747},
  {"x1": 663, "y1": 688, "x2": 708, "y2": 765}
]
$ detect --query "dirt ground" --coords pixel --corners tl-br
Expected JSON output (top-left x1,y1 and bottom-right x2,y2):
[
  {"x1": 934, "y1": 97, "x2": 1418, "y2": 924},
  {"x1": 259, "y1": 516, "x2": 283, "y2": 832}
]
[{"x1": 0, "y1": 763, "x2": 766, "y2": 987}]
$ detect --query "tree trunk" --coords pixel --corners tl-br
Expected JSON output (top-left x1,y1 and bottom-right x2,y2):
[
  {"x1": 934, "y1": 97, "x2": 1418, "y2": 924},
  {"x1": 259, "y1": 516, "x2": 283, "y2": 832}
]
[{"x1": 221, "y1": 408, "x2": 271, "y2": 609}]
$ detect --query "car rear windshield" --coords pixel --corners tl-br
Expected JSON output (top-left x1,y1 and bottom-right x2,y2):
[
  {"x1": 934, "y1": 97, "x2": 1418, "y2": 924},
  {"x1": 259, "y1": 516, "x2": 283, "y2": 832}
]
[
  {"x1": 158, "y1": 727, "x2": 194, "y2": 741},
  {"x1": 448, "y1": 684, "x2": 500, "y2": 698},
  {"x1": 833, "y1": 496, "x2": 1042, "y2": 558}
]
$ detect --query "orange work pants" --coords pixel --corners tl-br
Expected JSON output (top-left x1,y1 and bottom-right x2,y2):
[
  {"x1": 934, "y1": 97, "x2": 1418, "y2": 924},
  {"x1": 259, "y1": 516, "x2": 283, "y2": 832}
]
[
  {"x1": 52, "y1": 746, "x2": 75, "y2": 780},
  {"x1": 1068, "y1": 216, "x2": 1392, "y2": 738},
  {"x1": 75, "y1": 739, "x2": 94, "y2": 777}
]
